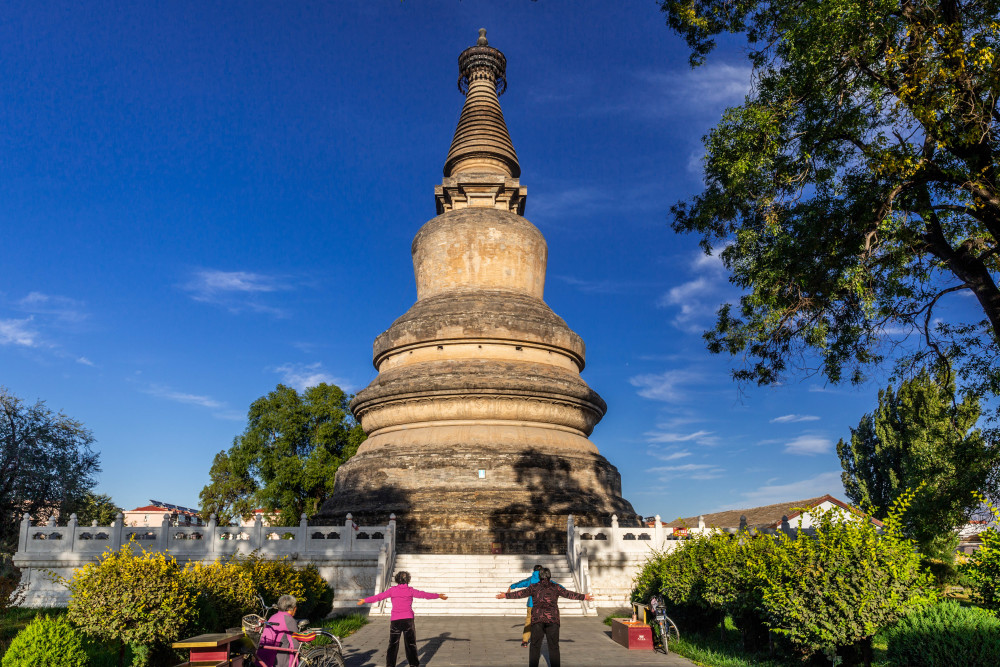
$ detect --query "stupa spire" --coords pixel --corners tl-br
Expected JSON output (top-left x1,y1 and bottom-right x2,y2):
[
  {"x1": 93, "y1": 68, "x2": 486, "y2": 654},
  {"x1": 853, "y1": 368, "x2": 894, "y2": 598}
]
[
  {"x1": 444, "y1": 29, "x2": 520, "y2": 178},
  {"x1": 436, "y1": 29, "x2": 526, "y2": 215}
]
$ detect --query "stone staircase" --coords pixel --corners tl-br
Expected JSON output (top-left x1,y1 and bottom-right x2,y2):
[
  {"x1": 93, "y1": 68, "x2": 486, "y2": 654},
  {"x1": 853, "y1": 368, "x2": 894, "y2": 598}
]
[{"x1": 370, "y1": 554, "x2": 595, "y2": 617}]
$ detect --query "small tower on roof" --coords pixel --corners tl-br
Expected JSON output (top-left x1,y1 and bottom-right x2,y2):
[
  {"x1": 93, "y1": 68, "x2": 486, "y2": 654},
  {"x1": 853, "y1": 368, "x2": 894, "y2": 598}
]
[{"x1": 436, "y1": 29, "x2": 526, "y2": 215}]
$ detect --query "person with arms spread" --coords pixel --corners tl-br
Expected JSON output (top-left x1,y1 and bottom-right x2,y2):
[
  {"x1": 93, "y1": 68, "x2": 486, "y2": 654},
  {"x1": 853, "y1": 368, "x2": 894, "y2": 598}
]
[
  {"x1": 497, "y1": 567, "x2": 593, "y2": 667},
  {"x1": 358, "y1": 570, "x2": 447, "y2": 667}
]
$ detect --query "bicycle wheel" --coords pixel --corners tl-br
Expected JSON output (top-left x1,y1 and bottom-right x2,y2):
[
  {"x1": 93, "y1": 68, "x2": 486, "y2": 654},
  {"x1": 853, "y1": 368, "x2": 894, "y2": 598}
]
[
  {"x1": 299, "y1": 644, "x2": 345, "y2": 667},
  {"x1": 663, "y1": 614, "x2": 680, "y2": 642}
]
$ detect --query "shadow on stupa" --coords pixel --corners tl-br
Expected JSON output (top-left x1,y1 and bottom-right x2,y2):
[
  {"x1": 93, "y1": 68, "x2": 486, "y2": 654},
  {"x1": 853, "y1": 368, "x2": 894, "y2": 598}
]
[{"x1": 317, "y1": 447, "x2": 639, "y2": 554}]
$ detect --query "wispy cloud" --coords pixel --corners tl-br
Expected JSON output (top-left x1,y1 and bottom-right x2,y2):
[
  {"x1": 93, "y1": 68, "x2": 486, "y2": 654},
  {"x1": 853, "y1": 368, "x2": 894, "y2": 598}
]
[
  {"x1": 274, "y1": 362, "x2": 353, "y2": 393},
  {"x1": 783, "y1": 434, "x2": 834, "y2": 456},
  {"x1": 629, "y1": 368, "x2": 704, "y2": 402},
  {"x1": 76, "y1": 356, "x2": 95, "y2": 367},
  {"x1": 648, "y1": 447, "x2": 693, "y2": 461},
  {"x1": 0, "y1": 317, "x2": 42, "y2": 347},
  {"x1": 16, "y1": 292, "x2": 88, "y2": 324},
  {"x1": 644, "y1": 429, "x2": 719, "y2": 447},
  {"x1": 770, "y1": 414, "x2": 820, "y2": 424},
  {"x1": 554, "y1": 275, "x2": 637, "y2": 295},
  {"x1": 658, "y1": 249, "x2": 734, "y2": 333},
  {"x1": 181, "y1": 269, "x2": 289, "y2": 316},
  {"x1": 650, "y1": 462, "x2": 725, "y2": 481},
  {"x1": 142, "y1": 384, "x2": 224, "y2": 409},
  {"x1": 733, "y1": 471, "x2": 845, "y2": 508}
]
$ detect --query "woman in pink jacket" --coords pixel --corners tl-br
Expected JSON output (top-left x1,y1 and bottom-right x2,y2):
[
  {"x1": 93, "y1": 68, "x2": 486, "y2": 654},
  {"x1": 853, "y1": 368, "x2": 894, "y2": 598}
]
[{"x1": 357, "y1": 571, "x2": 447, "y2": 667}]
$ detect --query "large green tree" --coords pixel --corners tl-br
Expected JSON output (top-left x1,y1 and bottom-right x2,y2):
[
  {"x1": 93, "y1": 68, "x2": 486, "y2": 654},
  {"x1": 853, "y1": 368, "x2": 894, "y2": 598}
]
[
  {"x1": 0, "y1": 387, "x2": 100, "y2": 553},
  {"x1": 661, "y1": 0, "x2": 1000, "y2": 396},
  {"x1": 837, "y1": 365, "x2": 1000, "y2": 555},
  {"x1": 199, "y1": 383, "x2": 365, "y2": 525}
]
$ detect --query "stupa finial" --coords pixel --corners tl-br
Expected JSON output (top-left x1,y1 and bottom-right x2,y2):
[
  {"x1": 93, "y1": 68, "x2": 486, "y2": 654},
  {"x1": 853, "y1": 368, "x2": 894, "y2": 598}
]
[{"x1": 477, "y1": 28, "x2": 488, "y2": 46}]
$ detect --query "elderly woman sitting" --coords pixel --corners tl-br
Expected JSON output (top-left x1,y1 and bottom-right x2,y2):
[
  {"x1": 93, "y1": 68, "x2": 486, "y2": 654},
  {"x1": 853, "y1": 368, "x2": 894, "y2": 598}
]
[{"x1": 258, "y1": 594, "x2": 301, "y2": 667}]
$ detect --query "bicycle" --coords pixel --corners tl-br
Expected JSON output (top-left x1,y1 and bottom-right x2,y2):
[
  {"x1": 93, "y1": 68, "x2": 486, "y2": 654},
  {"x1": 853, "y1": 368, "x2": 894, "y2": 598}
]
[
  {"x1": 240, "y1": 595, "x2": 346, "y2": 667},
  {"x1": 647, "y1": 595, "x2": 680, "y2": 655}
]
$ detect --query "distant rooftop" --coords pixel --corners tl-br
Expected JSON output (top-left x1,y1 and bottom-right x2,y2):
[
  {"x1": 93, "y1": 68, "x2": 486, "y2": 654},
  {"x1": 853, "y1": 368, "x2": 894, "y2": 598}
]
[{"x1": 661, "y1": 494, "x2": 882, "y2": 530}]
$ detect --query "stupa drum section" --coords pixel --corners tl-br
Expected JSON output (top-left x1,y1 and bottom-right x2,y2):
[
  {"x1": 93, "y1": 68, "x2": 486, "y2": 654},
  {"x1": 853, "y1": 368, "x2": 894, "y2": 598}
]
[{"x1": 318, "y1": 30, "x2": 637, "y2": 554}]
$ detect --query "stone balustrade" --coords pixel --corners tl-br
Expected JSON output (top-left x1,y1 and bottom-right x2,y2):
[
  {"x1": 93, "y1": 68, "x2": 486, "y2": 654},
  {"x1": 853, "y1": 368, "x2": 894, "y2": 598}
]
[
  {"x1": 13, "y1": 511, "x2": 396, "y2": 608},
  {"x1": 17, "y1": 511, "x2": 393, "y2": 557}
]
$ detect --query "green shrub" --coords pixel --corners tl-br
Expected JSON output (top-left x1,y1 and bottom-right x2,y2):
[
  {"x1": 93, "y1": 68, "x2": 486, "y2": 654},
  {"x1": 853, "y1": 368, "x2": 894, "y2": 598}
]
[
  {"x1": 182, "y1": 552, "x2": 333, "y2": 632},
  {"x1": 631, "y1": 535, "x2": 725, "y2": 632},
  {"x1": 759, "y1": 502, "x2": 933, "y2": 663},
  {"x1": 963, "y1": 525, "x2": 1000, "y2": 612},
  {"x1": 885, "y1": 600, "x2": 1000, "y2": 666},
  {"x1": 1, "y1": 614, "x2": 89, "y2": 667},
  {"x1": 66, "y1": 542, "x2": 196, "y2": 667}
]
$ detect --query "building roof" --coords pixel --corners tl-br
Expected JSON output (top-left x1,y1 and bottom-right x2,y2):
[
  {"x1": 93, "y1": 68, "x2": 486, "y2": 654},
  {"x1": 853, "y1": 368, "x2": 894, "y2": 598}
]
[
  {"x1": 128, "y1": 504, "x2": 199, "y2": 517},
  {"x1": 662, "y1": 494, "x2": 882, "y2": 530}
]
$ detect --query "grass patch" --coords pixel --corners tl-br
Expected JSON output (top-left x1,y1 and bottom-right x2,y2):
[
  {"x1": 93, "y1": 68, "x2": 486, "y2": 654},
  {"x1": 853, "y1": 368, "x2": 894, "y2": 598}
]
[
  {"x1": 650, "y1": 616, "x2": 894, "y2": 667},
  {"x1": 602, "y1": 609, "x2": 632, "y2": 626}
]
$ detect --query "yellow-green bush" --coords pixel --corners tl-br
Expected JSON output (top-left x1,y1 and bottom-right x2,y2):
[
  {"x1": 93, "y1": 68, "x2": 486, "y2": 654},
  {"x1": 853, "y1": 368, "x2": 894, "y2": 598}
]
[
  {"x1": 2, "y1": 614, "x2": 89, "y2": 667},
  {"x1": 66, "y1": 543, "x2": 196, "y2": 666},
  {"x1": 182, "y1": 552, "x2": 332, "y2": 630}
]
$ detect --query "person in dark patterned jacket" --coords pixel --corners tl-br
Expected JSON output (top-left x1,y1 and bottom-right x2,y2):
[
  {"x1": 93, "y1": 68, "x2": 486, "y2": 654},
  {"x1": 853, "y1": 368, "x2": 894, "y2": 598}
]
[{"x1": 497, "y1": 567, "x2": 594, "y2": 667}]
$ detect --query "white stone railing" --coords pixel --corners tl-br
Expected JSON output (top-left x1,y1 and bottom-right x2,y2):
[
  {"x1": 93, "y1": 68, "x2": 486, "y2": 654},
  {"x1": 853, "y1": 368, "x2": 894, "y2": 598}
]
[
  {"x1": 372, "y1": 514, "x2": 398, "y2": 615},
  {"x1": 16, "y1": 511, "x2": 394, "y2": 558}
]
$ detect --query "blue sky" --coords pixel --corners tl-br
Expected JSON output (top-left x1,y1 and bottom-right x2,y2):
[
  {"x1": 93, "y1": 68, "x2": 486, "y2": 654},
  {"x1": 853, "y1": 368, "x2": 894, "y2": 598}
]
[{"x1": 2, "y1": 1, "x2": 895, "y2": 521}]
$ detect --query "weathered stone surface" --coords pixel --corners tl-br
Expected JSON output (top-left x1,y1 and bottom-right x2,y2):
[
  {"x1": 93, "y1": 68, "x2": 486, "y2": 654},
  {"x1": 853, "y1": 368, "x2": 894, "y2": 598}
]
[
  {"x1": 322, "y1": 442, "x2": 637, "y2": 554},
  {"x1": 373, "y1": 288, "x2": 586, "y2": 368},
  {"x1": 412, "y1": 208, "x2": 547, "y2": 300}
]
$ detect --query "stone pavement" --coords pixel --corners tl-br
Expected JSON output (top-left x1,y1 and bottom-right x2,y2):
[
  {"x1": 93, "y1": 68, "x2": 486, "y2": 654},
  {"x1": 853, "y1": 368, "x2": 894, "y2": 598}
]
[{"x1": 340, "y1": 614, "x2": 696, "y2": 666}]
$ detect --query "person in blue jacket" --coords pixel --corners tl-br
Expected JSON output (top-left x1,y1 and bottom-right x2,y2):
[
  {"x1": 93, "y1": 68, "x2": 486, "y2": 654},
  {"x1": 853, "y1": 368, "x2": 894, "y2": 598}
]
[{"x1": 508, "y1": 564, "x2": 558, "y2": 647}]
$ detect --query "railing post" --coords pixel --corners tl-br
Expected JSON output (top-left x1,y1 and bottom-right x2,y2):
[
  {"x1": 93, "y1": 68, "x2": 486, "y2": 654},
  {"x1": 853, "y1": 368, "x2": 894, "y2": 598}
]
[
  {"x1": 18, "y1": 513, "x2": 31, "y2": 554},
  {"x1": 68, "y1": 513, "x2": 79, "y2": 552},
  {"x1": 654, "y1": 514, "x2": 662, "y2": 547},
  {"x1": 298, "y1": 513, "x2": 308, "y2": 552},
  {"x1": 208, "y1": 514, "x2": 218, "y2": 555},
  {"x1": 566, "y1": 514, "x2": 575, "y2": 562},
  {"x1": 252, "y1": 513, "x2": 264, "y2": 550},
  {"x1": 611, "y1": 514, "x2": 619, "y2": 548},
  {"x1": 345, "y1": 513, "x2": 355, "y2": 553},
  {"x1": 158, "y1": 514, "x2": 171, "y2": 553},
  {"x1": 111, "y1": 512, "x2": 125, "y2": 550},
  {"x1": 580, "y1": 546, "x2": 591, "y2": 610}
]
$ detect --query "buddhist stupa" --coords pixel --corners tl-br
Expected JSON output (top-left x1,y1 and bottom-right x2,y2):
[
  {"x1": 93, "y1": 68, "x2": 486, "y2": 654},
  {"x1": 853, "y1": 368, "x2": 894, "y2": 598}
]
[{"x1": 318, "y1": 30, "x2": 638, "y2": 554}]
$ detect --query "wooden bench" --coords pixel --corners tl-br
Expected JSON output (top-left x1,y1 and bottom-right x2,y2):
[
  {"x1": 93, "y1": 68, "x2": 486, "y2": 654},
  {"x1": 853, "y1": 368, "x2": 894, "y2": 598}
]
[{"x1": 171, "y1": 632, "x2": 244, "y2": 667}]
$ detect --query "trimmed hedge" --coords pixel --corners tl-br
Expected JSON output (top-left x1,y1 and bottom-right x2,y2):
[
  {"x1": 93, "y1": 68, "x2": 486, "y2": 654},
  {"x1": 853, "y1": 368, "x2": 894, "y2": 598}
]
[
  {"x1": 885, "y1": 600, "x2": 1000, "y2": 667},
  {"x1": 1, "y1": 615, "x2": 89, "y2": 667}
]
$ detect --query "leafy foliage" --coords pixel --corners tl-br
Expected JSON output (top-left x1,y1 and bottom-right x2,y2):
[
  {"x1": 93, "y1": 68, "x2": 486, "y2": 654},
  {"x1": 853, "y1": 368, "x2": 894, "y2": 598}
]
[
  {"x1": 837, "y1": 365, "x2": 999, "y2": 561},
  {"x1": 1, "y1": 614, "x2": 89, "y2": 667},
  {"x1": 759, "y1": 504, "x2": 932, "y2": 661},
  {"x1": 632, "y1": 501, "x2": 932, "y2": 664},
  {"x1": 66, "y1": 542, "x2": 196, "y2": 666},
  {"x1": 884, "y1": 599, "x2": 1000, "y2": 666},
  {"x1": 660, "y1": 0, "x2": 1000, "y2": 401},
  {"x1": 0, "y1": 555, "x2": 26, "y2": 618},
  {"x1": 183, "y1": 552, "x2": 332, "y2": 630},
  {"x1": 0, "y1": 387, "x2": 100, "y2": 553},
  {"x1": 68, "y1": 492, "x2": 123, "y2": 528},
  {"x1": 199, "y1": 383, "x2": 365, "y2": 525},
  {"x1": 962, "y1": 500, "x2": 1000, "y2": 612}
]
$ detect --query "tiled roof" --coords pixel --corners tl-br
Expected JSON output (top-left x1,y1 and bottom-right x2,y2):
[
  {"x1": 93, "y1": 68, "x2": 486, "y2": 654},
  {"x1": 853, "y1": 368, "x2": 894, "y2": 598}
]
[{"x1": 661, "y1": 495, "x2": 880, "y2": 530}]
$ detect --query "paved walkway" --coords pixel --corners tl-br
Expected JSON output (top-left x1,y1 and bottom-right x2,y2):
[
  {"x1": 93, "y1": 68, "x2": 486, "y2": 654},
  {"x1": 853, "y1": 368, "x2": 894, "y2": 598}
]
[{"x1": 341, "y1": 614, "x2": 696, "y2": 666}]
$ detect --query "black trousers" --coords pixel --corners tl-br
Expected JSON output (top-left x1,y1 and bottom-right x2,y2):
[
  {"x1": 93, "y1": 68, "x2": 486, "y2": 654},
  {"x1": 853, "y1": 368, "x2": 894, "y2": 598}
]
[
  {"x1": 528, "y1": 622, "x2": 560, "y2": 667},
  {"x1": 386, "y1": 617, "x2": 420, "y2": 667}
]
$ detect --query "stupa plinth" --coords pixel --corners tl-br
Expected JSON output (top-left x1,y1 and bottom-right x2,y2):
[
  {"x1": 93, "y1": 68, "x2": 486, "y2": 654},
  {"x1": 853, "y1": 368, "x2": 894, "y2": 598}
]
[{"x1": 318, "y1": 30, "x2": 638, "y2": 553}]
